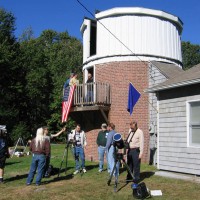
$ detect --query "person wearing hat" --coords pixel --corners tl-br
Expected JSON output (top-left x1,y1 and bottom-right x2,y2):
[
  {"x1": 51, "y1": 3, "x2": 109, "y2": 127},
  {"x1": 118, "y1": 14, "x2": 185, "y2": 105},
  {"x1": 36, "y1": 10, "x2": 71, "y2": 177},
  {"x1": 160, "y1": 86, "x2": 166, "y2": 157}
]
[{"x1": 96, "y1": 123, "x2": 109, "y2": 172}]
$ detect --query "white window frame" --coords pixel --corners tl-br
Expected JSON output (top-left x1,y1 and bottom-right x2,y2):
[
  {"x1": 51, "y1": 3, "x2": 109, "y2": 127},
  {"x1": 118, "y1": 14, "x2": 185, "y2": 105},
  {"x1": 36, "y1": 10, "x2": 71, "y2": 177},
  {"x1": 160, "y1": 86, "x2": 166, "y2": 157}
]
[{"x1": 186, "y1": 99, "x2": 200, "y2": 148}]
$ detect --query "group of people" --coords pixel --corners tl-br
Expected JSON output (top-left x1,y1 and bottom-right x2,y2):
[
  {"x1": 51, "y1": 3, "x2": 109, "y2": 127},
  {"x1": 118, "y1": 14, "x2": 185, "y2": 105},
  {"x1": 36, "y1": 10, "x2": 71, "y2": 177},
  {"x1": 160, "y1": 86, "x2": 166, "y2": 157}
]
[
  {"x1": 0, "y1": 120, "x2": 144, "y2": 185},
  {"x1": 26, "y1": 124, "x2": 87, "y2": 185},
  {"x1": 96, "y1": 121, "x2": 144, "y2": 184},
  {"x1": 26, "y1": 126, "x2": 66, "y2": 185}
]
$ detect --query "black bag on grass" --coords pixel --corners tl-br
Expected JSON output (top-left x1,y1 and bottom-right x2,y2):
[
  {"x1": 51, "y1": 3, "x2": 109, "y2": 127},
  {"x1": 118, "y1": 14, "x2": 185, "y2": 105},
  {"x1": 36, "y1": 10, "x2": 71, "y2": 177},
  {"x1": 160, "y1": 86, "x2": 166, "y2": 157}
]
[
  {"x1": 46, "y1": 165, "x2": 59, "y2": 177},
  {"x1": 131, "y1": 182, "x2": 151, "y2": 199}
]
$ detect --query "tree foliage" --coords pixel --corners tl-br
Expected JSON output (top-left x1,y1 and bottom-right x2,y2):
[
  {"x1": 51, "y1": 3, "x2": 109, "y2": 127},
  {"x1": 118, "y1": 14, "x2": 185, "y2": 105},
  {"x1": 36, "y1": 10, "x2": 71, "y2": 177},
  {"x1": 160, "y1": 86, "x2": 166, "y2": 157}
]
[
  {"x1": 182, "y1": 41, "x2": 200, "y2": 70},
  {"x1": 0, "y1": 8, "x2": 82, "y2": 142},
  {"x1": 3, "y1": 7, "x2": 200, "y2": 143}
]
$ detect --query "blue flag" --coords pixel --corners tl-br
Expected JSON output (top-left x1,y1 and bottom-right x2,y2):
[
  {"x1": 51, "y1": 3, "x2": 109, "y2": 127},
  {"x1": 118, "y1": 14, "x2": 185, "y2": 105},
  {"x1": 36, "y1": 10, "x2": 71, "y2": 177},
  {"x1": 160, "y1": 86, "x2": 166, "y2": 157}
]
[{"x1": 127, "y1": 83, "x2": 141, "y2": 115}]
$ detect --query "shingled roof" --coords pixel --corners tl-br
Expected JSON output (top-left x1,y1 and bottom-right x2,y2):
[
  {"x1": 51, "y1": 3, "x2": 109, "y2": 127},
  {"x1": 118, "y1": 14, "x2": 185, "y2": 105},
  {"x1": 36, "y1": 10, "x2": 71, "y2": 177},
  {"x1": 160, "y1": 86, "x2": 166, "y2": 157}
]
[
  {"x1": 146, "y1": 63, "x2": 200, "y2": 92},
  {"x1": 151, "y1": 61, "x2": 183, "y2": 79}
]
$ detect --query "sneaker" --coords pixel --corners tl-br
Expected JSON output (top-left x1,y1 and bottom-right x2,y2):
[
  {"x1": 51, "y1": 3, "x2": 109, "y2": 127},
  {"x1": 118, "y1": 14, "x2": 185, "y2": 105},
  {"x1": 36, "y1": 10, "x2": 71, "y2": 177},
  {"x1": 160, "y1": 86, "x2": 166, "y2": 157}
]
[
  {"x1": 82, "y1": 168, "x2": 87, "y2": 173},
  {"x1": 73, "y1": 170, "x2": 80, "y2": 175},
  {"x1": 26, "y1": 183, "x2": 31, "y2": 186},
  {"x1": 98, "y1": 169, "x2": 103, "y2": 173}
]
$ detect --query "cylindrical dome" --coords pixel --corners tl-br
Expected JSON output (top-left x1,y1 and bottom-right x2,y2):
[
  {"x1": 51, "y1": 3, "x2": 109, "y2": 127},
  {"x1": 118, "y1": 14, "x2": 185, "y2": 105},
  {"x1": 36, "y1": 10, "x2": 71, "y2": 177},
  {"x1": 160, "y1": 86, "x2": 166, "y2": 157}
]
[{"x1": 81, "y1": 7, "x2": 183, "y2": 68}]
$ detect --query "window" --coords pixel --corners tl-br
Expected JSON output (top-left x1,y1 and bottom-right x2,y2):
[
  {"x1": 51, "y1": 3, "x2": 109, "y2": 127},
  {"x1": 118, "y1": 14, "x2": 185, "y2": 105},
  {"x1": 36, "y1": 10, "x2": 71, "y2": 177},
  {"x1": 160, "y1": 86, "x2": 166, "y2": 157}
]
[
  {"x1": 90, "y1": 21, "x2": 97, "y2": 56},
  {"x1": 188, "y1": 100, "x2": 200, "y2": 147}
]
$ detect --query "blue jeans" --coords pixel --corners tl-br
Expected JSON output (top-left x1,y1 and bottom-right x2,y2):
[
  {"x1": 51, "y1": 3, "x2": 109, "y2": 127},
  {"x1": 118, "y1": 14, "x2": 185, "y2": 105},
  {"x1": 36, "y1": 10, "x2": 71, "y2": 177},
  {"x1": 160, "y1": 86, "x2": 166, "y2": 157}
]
[
  {"x1": 74, "y1": 146, "x2": 85, "y2": 170},
  {"x1": 107, "y1": 145, "x2": 119, "y2": 177},
  {"x1": 85, "y1": 91, "x2": 93, "y2": 103},
  {"x1": 26, "y1": 154, "x2": 46, "y2": 185},
  {"x1": 98, "y1": 146, "x2": 109, "y2": 171}
]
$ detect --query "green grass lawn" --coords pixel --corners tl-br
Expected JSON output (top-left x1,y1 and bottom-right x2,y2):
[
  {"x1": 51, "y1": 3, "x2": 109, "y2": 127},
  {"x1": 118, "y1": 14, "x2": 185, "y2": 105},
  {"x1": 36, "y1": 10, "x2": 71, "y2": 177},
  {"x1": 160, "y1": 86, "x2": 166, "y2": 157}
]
[{"x1": 1, "y1": 144, "x2": 200, "y2": 200}]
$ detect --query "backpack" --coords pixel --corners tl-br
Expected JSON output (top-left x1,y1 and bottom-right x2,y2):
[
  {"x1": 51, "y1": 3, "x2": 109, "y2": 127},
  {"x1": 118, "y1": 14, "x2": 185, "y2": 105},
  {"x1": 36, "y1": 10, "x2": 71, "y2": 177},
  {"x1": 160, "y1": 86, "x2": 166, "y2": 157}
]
[{"x1": 132, "y1": 182, "x2": 151, "y2": 199}]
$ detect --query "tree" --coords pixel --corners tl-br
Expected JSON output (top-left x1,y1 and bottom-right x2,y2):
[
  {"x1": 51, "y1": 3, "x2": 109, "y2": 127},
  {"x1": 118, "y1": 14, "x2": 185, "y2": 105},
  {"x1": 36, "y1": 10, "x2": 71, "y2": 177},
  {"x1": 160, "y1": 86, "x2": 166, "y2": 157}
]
[
  {"x1": 0, "y1": 9, "x2": 83, "y2": 141},
  {"x1": 18, "y1": 30, "x2": 82, "y2": 135},
  {"x1": 0, "y1": 8, "x2": 21, "y2": 131},
  {"x1": 182, "y1": 41, "x2": 200, "y2": 70}
]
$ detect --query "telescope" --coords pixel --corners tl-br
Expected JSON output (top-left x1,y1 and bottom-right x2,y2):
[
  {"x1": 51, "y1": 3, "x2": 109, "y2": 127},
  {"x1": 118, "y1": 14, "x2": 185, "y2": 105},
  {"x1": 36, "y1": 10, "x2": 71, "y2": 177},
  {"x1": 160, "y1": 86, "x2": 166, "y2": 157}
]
[{"x1": 113, "y1": 133, "x2": 125, "y2": 149}]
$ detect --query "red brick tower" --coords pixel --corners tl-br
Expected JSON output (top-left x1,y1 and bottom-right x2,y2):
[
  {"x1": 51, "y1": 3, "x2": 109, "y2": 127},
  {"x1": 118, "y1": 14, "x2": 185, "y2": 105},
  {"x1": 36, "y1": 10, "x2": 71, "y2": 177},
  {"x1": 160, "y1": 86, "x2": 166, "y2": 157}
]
[{"x1": 71, "y1": 7, "x2": 183, "y2": 163}]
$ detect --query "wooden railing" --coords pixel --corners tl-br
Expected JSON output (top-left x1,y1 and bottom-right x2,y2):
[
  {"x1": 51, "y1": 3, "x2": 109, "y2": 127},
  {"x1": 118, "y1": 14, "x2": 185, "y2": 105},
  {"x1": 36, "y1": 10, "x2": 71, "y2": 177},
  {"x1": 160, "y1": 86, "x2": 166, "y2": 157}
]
[{"x1": 73, "y1": 82, "x2": 111, "y2": 106}]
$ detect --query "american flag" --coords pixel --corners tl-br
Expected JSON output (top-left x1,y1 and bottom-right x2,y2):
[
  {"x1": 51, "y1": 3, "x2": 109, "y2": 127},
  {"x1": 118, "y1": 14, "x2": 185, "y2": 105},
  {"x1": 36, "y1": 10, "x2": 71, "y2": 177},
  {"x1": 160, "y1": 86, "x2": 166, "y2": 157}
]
[{"x1": 62, "y1": 85, "x2": 76, "y2": 123}]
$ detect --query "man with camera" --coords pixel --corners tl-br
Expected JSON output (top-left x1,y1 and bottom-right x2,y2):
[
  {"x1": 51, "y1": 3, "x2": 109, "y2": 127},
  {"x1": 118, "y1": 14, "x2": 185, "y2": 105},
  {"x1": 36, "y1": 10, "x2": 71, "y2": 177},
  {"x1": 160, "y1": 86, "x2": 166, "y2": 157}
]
[
  {"x1": 126, "y1": 121, "x2": 144, "y2": 183},
  {"x1": 68, "y1": 124, "x2": 87, "y2": 175}
]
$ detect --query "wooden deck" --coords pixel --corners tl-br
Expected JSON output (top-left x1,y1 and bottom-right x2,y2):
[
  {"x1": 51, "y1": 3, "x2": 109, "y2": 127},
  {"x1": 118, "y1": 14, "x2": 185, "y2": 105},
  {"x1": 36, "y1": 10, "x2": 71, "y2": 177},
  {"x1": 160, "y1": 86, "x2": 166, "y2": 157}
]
[
  {"x1": 71, "y1": 82, "x2": 111, "y2": 109},
  {"x1": 70, "y1": 82, "x2": 111, "y2": 123}
]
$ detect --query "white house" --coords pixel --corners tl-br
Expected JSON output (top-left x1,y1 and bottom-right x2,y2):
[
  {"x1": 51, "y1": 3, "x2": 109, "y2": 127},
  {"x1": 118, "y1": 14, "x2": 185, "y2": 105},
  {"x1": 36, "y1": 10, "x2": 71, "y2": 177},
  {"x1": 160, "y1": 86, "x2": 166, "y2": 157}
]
[{"x1": 146, "y1": 63, "x2": 200, "y2": 175}]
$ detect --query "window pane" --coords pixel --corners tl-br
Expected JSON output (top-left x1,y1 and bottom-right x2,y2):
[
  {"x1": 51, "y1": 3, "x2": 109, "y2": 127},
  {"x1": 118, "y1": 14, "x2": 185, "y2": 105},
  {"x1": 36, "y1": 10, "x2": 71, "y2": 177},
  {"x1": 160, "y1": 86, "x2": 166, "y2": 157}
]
[
  {"x1": 191, "y1": 126, "x2": 200, "y2": 144},
  {"x1": 190, "y1": 101, "x2": 200, "y2": 123}
]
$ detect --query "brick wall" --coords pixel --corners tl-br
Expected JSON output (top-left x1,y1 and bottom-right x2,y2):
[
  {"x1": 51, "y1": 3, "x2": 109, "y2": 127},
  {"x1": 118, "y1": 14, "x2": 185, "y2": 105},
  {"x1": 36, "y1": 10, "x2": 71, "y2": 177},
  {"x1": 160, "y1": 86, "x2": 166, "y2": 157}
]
[{"x1": 85, "y1": 61, "x2": 150, "y2": 163}]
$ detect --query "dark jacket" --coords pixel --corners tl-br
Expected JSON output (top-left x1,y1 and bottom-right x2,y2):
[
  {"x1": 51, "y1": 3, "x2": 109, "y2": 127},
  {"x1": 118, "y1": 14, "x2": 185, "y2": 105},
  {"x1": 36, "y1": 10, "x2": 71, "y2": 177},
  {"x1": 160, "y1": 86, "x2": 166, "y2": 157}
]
[
  {"x1": 0, "y1": 138, "x2": 9, "y2": 158},
  {"x1": 96, "y1": 130, "x2": 108, "y2": 147}
]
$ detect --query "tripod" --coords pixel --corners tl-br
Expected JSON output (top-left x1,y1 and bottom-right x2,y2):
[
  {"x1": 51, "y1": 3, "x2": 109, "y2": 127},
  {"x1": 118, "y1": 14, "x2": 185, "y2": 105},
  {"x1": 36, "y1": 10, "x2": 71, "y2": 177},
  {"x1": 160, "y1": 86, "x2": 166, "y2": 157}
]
[
  {"x1": 58, "y1": 141, "x2": 74, "y2": 177},
  {"x1": 107, "y1": 147, "x2": 134, "y2": 192}
]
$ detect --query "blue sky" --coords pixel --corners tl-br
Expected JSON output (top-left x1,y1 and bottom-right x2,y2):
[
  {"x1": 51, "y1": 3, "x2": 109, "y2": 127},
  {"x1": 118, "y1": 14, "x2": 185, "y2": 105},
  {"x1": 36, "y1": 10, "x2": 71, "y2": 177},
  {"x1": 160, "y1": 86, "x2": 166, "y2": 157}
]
[{"x1": 1, "y1": 0, "x2": 199, "y2": 44}]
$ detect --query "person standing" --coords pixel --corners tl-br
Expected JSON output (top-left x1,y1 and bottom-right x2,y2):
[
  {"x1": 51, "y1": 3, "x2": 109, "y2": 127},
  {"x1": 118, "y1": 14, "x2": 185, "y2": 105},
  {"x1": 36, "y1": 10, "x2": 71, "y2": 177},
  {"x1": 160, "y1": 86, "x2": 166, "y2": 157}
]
[
  {"x1": 26, "y1": 127, "x2": 50, "y2": 186},
  {"x1": 69, "y1": 73, "x2": 79, "y2": 86},
  {"x1": 0, "y1": 126, "x2": 9, "y2": 183},
  {"x1": 63, "y1": 72, "x2": 74, "y2": 96},
  {"x1": 126, "y1": 121, "x2": 144, "y2": 183},
  {"x1": 106, "y1": 123, "x2": 119, "y2": 176},
  {"x1": 68, "y1": 124, "x2": 87, "y2": 174},
  {"x1": 86, "y1": 73, "x2": 93, "y2": 103},
  {"x1": 149, "y1": 123, "x2": 157, "y2": 165},
  {"x1": 96, "y1": 123, "x2": 109, "y2": 172},
  {"x1": 43, "y1": 126, "x2": 66, "y2": 177}
]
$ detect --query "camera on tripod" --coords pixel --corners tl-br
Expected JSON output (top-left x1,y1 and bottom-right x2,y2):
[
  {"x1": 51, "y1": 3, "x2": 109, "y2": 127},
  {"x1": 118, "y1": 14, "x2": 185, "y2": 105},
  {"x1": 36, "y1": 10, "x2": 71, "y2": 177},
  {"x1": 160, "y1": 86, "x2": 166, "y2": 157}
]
[{"x1": 65, "y1": 129, "x2": 73, "y2": 145}]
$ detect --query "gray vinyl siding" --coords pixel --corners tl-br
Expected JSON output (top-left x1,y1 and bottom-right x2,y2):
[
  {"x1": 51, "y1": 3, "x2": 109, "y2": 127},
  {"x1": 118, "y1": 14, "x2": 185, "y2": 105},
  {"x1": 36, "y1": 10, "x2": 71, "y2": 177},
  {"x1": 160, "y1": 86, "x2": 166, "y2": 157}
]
[
  {"x1": 158, "y1": 93, "x2": 200, "y2": 175},
  {"x1": 148, "y1": 63, "x2": 167, "y2": 126},
  {"x1": 148, "y1": 63, "x2": 168, "y2": 165}
]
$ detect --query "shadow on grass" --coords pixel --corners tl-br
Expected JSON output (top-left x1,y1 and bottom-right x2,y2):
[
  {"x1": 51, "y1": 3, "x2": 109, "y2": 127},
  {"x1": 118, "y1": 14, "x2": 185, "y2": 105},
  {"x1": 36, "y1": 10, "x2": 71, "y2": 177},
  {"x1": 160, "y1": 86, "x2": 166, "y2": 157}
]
[
  {"x1": 5, "y1": 173, "x2": 28, "y2": 183},
  {"x1": 115, "y1": 171, "x2": 155, "y2": 193},
  {"x1": 140, "y1": 171, "x2": 155, "y2": 181},
  {"x1": 6, "y1": 161, "x2": 21, "y2": 166},
  {"x1": 43, "y1": 173, "x2": 74, "y2": 185},
  {"x1": 42, "y1": 166, "x2": 75, "y2": 185},
  {"x1": 85, "y1": 163, "x2": 99, "y2": 171}
]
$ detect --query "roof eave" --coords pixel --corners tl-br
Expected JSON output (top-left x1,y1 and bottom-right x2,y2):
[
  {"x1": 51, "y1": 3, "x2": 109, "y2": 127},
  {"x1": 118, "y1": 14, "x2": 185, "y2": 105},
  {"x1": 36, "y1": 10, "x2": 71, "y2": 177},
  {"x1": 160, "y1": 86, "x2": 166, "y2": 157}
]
[{"x1": 145, "y1": 79, "x2": 200, "y2": 93}]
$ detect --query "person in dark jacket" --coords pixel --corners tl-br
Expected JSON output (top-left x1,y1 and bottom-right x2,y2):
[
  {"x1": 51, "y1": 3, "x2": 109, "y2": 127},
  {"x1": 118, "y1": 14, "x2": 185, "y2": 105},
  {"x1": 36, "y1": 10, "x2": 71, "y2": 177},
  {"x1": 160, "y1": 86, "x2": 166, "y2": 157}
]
[
  {"x1": 26, "y1": 127, "x2": 50, "y2": 186},
  {"x1": 0, "y1": 126, "x2": 9, "y2": 183}
]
